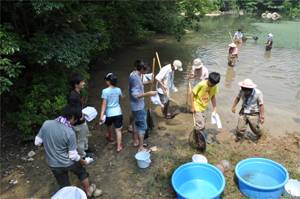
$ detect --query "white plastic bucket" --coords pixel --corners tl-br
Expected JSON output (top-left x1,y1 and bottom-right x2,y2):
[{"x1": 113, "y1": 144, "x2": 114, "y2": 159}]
[
  {"x1": 135, "y1": 151, "x2": 151, "y2": 168},
  {"x1": 192, "y1": 154, "x2": 208, "y2": 163}
]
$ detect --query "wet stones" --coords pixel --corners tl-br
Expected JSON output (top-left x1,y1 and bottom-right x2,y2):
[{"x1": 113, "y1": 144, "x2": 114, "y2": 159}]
[
  {"x1": 165, "y1": 119, "x2": 182, "y2": 126},
  {"x1": 27, "y1": 151, "x2": 36, "y2": 158}
]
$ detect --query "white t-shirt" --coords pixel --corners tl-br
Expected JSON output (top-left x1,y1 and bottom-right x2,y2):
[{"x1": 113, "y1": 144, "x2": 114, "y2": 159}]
[{"x1": 192, "y1": 66, "x2": 209, "y2": 87}]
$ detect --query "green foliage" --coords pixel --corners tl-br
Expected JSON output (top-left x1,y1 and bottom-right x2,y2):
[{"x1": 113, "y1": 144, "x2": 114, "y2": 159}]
[
  {"x1": 6, "y1": 65, "x2": 69, "y2": 141},
  {"x1": 0, "y1": 23, "x2": 25, "y2": 93}
]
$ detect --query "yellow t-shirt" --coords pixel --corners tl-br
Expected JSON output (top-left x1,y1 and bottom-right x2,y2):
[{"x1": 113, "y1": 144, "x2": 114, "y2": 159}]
[{"x1": 193, "y1": 80, "x2": 219, "y2": 112}]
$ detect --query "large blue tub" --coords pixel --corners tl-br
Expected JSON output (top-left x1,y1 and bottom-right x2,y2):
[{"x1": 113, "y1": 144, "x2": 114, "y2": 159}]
[
  {"x1": 172, "y1": 162, "x2": 225, "y2": 199},
  {"x1": 235, "y1": 158, "x2": 289, "y2": 199}
]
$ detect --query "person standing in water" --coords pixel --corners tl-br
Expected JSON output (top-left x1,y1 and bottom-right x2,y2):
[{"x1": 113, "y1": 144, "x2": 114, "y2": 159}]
[
  {"x1": 228, "y1": 43, "x2": 239, "y2": 67},
  {"x1": 187, "y1": 58, "x2": 209, "y2": 88},
  {"x1": 100, "y1": 73, "x2": 123, "y2": 153},
  {"x1": 263, "y1": 33, "x2": 273, "y2": 51},
  {"x1": 233, "y1": 28, "x2": 243, "y2": 44}
]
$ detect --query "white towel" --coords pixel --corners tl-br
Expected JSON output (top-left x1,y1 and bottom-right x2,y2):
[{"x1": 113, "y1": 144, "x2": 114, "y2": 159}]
[
  {"x1": 99, "y1": 115, "x2": 106, "y2": 125},
  {"x1": 211, "y1": 112, "x2": 222, "y2": 129},
  {"x1": 151, "y1": 92, "x2": 164, "y2": 107},
  {"x1": 84, "y1": 157, "x2": 94, "y2": 164},
  {"x1": 143, "y1": 73, "x2": 153, "y2": 82}
]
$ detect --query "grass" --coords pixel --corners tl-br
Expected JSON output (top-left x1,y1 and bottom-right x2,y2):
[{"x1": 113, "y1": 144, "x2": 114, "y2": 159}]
[{"x1": 147, "y1": 139, "x2": 300, "y2": 199}]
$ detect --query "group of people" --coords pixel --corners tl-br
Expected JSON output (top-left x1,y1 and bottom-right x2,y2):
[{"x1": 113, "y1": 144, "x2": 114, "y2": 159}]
[
  {"x1": 228, "y1": 28, "x2": 274, "y2": 67},
  {"x1": 34, "y1": 46, "x2": 266, "y2": 197}
]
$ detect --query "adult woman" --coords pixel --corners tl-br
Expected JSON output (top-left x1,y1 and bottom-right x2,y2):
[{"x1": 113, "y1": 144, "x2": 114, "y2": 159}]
[{"x1": 228, "y1": 43, "x2": 239, "y2": 67}]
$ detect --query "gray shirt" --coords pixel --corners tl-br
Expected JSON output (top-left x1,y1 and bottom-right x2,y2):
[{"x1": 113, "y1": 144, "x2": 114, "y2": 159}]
[
  {"x1": 237, "y1": 88, "x2": 263, "y2": 112},
  {"x1": 129, "y1": 71, "x2": 145, "y2": 111},
  {"x1": 37, "y1": 120, "x2": 77, "y2": 167}
]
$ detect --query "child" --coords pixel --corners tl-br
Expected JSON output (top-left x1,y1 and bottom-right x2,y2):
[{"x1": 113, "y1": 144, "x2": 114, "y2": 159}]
[
  {"x1": 190, "y1": 72, "x2": 221, "y2": 142},
  {"x1": 99, "y1": 73, "x2": 123, "y2": 153},
  {"x1": 228, "y1": 43, "x2": 239, "y2": 67},
  {"x1": 231, "y1": 79, "x2": 265, "y2": 142}
]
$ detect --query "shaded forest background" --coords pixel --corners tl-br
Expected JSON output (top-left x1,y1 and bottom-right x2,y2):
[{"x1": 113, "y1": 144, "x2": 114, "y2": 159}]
[{"x1": 1, "y1": 0, "x2": 299, "y2": 141}]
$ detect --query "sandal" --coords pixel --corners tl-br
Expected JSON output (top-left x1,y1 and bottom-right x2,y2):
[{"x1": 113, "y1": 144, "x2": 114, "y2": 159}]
[
  {"x1": 165, "y1": 115, "x2": 172, "y2": 119},
  {"x1": 127, "y1": 126, "x2": 133, "y2": 133},
  {"x1": 116, "y1": 145, "x2": 123, "y2": 153},
  {"x1": 106, "y1": 134, "x2": 114, "y2": 142},
  {"x1": 87, "y1": 183, "x2": 96, "y2": 198},
  {"x1": 134, "y1": 143, "x2": 148, "y2": 147}
]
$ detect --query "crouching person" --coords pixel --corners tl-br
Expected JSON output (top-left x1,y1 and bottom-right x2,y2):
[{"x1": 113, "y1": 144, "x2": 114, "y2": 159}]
[
  {"x1": 231, "y1": 79, "x2": 266, "y2": 143},
  {"x1": 34, "y1": 104, "x2": 96, "y2": 197}
]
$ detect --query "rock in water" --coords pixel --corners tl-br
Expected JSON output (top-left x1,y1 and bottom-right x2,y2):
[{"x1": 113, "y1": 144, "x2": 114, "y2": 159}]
[
  {"x1": 27, "y1": 158, "x2": 34, "y2": 162},
  {"x1": 166, "y1": 119, "x2": 182, "y2": 126},
  {"x1": 28, "y1": 151, "x2": 36, "y2": 158}
]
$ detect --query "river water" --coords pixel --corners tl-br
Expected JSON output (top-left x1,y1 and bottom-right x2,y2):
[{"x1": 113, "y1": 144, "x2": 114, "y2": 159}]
[{"x1": 88, "y1": 14, "x2": 300, "y2": 137}]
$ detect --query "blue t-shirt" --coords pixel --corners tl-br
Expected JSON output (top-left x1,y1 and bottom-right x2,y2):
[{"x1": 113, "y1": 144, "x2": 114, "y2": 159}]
[{"x1": 101, "y1": 87, "x2": 122, "y2": 117}]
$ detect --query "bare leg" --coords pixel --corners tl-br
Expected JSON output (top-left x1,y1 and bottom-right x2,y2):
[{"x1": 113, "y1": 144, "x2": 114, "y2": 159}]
[
  {"x1": 128, "y1": 113, "x2": 135, "y2": 129},
  {"x1": 107, "y1": 125, "x2": 113, "y2": 139},
  {"x1": 80, "y1": 178, "x2": 95, "y2": 196},
  {"x1": 115, "y1": 128, "x2": 122, "y2": 151},
  {"x1": 138, "y1": 133, "x2": 147, "y2": 152},
  {"x1": 133, "y1": 128, "x2": 139, "y2": 146}
]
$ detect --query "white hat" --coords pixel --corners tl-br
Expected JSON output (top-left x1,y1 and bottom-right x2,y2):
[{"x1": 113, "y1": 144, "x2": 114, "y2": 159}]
[
  {"x1": 229, "y1": 43, "x2": 236, "y2": 47},
  {"x1": 173, "y1": 60, "x2": 183, "y2": 71},
  {"x1": 192, "y1": 58, "x2": 203, "y2": 69},
  {"x1": 52, "y1": 186, "x2": 87, "y2": 199},
  {"x1": 238, "y1": 79, "x2": 257, "y2": 88},
  {"x1": 268, "y1": 33, "x2": 273, "y2": 38}
]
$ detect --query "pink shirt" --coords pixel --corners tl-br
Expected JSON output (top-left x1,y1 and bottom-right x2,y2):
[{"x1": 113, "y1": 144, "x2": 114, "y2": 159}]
[{"x1": 227, "y1": 47, "x2": 238, "y2": 55}]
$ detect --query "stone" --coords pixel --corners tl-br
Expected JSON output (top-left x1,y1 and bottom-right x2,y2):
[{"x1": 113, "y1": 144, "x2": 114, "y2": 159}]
[
  {"x1": 157, "y1": 126, "x2": 166, "y2": 130},
  {"x1": 27, "y1": 158, "x2": 34, "y2": 162},
  {"x1": 166, "y1": 119, "x2": 182, "y2": 126},
  {"x1": 94, "y1": 189, "x2": 103, "y2": 197},
  {"x1": 27, "y1": 151, "x2": 36, "y2": 158},
  {"x1": 21, "y1": 157, "x2": 27, "y2": 161},
  {"x1": 150, "y1": 146, "x2": 157, "y2": 152},
  {"x1": 13, "y1": 180, "x2": 18, "y2": 185}
]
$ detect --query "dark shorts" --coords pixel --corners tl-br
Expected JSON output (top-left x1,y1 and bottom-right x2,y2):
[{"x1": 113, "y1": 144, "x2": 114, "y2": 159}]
[
  {"x1": 105, "y1": 115, "x2": 123, "y2": 129},
  {"x1": 132, "y1": 108, "x2": 147, "y2": 134},
  {"x1": 50, "y1": 162, "x2": 89, "y2": 189}
]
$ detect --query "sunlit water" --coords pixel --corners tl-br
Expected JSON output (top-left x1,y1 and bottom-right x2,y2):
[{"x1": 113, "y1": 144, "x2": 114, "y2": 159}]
[
  {"x1": 89, "y1": 14, "x2": 300, "y2": 136},
  {"x1": 179, "y1": 180, "x2": 218, "y2": 198},
  {"x1": 242, "y1": 171, "x2": 280, "y2": 187}
]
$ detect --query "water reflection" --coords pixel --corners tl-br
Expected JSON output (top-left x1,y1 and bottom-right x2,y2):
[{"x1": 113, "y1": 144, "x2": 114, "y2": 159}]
[
  {"x1": 264, "y1": 51, "x2": 271, "y2": 59},
  {"x1": 225, "y1": 67, "x2": 236, "y2": 89}
]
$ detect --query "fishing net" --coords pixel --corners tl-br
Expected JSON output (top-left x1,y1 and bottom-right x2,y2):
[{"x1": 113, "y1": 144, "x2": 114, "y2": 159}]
[
  {"x1": 167, "y1": 100, "x2": 181, "y2": 118},
  {"x1": 189, "y1": 128, "x2": 206, "y2": 154}
]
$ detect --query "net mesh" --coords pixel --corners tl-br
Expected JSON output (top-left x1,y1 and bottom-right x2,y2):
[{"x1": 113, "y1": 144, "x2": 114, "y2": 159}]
[{"x1": 189, "y1": 128, "x2": 206, "y2": 154}]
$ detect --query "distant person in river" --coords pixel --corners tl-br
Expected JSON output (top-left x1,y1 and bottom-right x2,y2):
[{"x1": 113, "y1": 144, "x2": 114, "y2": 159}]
[
  {"x1": 233, "y1": 28, "x2": 244, "y2": 44},
  {"x1": 68, "y1": 73, "x2": 95, "y2": 159},
  {"x1": 127, "y1": 61, "x2": 153, "y2": 133},
  {"x1": 231, "y1": 79, "x2": 266, "y2": 143},
  {"x1": 35, "y1": 104, "x2": 97, "y2": 197},
  {"x1": 187, "y1": 58, "x2": 209, "y2": 88},
  {"x1": 155, "y1": 60, "x2": 182, "y2": 119},
  {"x1": 263, "y1": 33, "x2": 273, "y2": 51},
  {"x1": 128, "y1": 59, "x2": 157, "y2": 153},
  {"x1": 190, "y1": 72, "x2": 220, "y2": 141},
  {"x1": 99, "y1": 73, "x2": 123, "y2": 153},
  {"x1": 228, "y1": 43, "x2": 239, "y2": 67}
]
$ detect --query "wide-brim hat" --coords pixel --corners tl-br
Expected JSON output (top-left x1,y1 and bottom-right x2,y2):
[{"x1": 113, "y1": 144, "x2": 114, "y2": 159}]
[
  {"x1": 173, "y1": 60, "x2": 183, "y2": 71},
  {"x1": 192, "y1": 58, "x2": 203, "y2": 69},
  {"x1": 238, "y1": 79, "x2": 257, "y2": 88},
  {"x1": 229, "y1": 43, "x2": 236, "y2": 47}
]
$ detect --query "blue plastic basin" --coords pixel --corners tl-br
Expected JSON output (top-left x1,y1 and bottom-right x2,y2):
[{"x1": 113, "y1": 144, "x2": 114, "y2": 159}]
[
  {"x1": 172, "y1": 162, "x2": 225, "y2": 199},
  {"x1": 235, "y1": 158, "x2": 289, "y2": 199}
]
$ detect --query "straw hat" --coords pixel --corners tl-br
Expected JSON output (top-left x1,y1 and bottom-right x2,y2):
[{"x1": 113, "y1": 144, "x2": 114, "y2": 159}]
[
  {"x1": 192, "y1": 58, "x2": 203, "y2": 69},
  {"x1": 229, "y1": 43, "x2": 236, "y2": 47},
  {"x1": 238, "y1": 79, "x2": 257, "y2": 88},
  {"x1": 173, "y1": 60, "x2": 183, "y2": 71}
]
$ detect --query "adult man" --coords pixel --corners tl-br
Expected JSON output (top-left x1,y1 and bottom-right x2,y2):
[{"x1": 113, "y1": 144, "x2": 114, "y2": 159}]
[
  {"x1": 187, "y1": 58, "x2": 209, "y2": 88},
  {"x1": 231, "y1": 79, "x2": 265, "y2": 142},
  {"x1": 34, "y1": 104, "x2": 96, "y2": 197},
  {"x1": 233, "y1": 28, "x2": 243, "y2": 44},
  {"x1": 190, "y1": 72, "x2": 220, "y2": 141},
  {"x1": 68, "y1": 73, "x2": 95, "y2": 158},
  {"x1": 129, "y1": 59, "x2": 157, "y2": 152},
  {"x1": 155, "y1": 60, "x2": 182, "y2": 119}
]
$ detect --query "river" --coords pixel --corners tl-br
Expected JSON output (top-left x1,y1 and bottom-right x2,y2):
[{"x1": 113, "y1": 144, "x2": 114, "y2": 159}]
[{"x1": 88, "y1": 14, "x2": 300, "y2": 137}]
